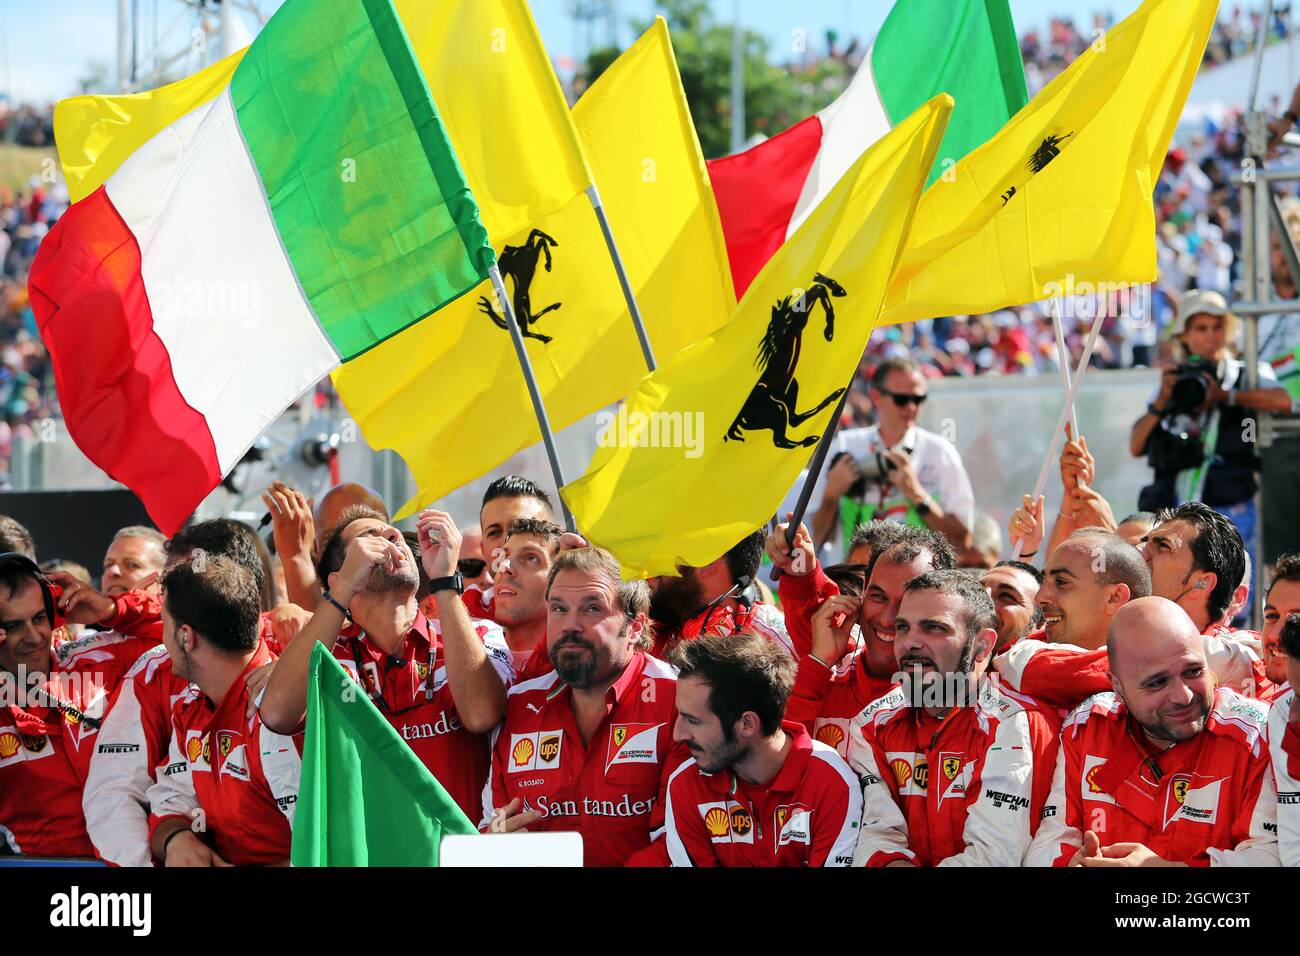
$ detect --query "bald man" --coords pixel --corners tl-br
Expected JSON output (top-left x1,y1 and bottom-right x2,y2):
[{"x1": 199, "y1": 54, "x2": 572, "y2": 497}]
[
  {"x1": 1025, "y1": 597, "x2": 1279, "y2": 867},
  {"x1": 993, "y1": 530, "x2": 1261, "y2": 712}
]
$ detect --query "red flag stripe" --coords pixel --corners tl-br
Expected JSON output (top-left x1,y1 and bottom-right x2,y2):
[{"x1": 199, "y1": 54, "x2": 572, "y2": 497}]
[{"x1": 28, "y1": 186, "x2": 220, "y2": 534}]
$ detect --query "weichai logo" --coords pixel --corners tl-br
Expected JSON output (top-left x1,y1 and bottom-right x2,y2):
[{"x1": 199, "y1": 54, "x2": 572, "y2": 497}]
[
  {"x1": 704, "y1": 807, "x2": 730, "y2": 838},
  {"x1": 512, "y1": 737, "x2": 535, "y2": 767}
]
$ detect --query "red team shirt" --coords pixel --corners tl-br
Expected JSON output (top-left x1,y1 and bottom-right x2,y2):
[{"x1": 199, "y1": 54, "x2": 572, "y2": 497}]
[
  {"x1": 148, "y1": 639, "x2": 302, "y2": 866},
  {"x1": 1026, "y1": 688, "x2": 1279, "y2": 866},
  {"x1": 662, "y1": 722, "x2": 861, "y2": 866},
  {"x1": 330, "y1": 610, "x2": 513, "y2": 820},
  {"x1": 0, "y1": 594, "x2": 160, "y2": 858},
  {"x1": 480, "y1": 652, "x2": 687, "y2": 866},
  {"x1": 1268, "y1": 686, "x2": 1299, "y2": 867},
  {"x1": 847, "y1": 681, "x2": 1061, "y2": 867}
]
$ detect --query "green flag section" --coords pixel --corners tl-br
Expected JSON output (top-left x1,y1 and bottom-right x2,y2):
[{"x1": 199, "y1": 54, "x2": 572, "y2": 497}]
[
  {"x1": 872, "y1": 0, "x2": 1027, "y2": 188},
  {"x1": 291, "y1": 645, "x2": 477, "y2": 866}
]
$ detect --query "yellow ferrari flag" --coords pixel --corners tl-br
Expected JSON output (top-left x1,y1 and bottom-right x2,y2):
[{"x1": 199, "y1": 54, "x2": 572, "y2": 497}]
[
  {"x1": 334, "y1": 18, "x2": 735, "y2": 517},
  {"x1": 53, "y1": 0, "x2": 589, "y2": 234},
  {"x1": 562, "y1": 96, "x2": 953, "y2": 578},
  {"x1": 879, "y1": 0, "x2": 1216, "y2": 326}
]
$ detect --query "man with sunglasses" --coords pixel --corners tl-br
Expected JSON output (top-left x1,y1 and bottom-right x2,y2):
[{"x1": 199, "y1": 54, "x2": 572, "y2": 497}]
[
  {"x1": 1026, "y1": 597, "x2": 1279, "y2": 867},
  {"x1": 260, "y1": 506, "x2": 513, "y2": 820},
  {"x1": 0, "y1": 552, "x2": 163, "y2": 857},
  {"x1": 806, "y1": 357, "x2": 974, "y2": 565}
]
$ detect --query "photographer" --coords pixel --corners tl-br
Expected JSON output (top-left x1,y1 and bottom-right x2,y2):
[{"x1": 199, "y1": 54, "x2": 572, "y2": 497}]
[
  {"x1": 808, "y1": 357, "x2": 974, "y2": 565},
  {"x1": 1130, "y1": 291, "x2": 1289, "y2": 542}
]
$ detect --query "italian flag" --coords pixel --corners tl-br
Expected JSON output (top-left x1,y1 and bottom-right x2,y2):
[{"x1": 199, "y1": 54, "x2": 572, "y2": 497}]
[
  {"x1": 708, "y1": 0, "x2": 1028, "y2": 298},
  {"x1": 29, "y1": 0, "x2": 494, "y2": 534}
]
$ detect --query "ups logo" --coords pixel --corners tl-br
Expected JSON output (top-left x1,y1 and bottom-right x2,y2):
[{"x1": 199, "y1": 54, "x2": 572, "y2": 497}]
[
  {"x1": 913, "y1": 760, "x2": 929, "y2": 791},
  {"x1": 729, "y1": 806, "x2": 753, "y2": 837},
  {"x1": 539, "y1": 735, "x2": 560, "y2": 761},
  {"x1": 20, "y1": 735, "x2": 47, "y2": 754}
]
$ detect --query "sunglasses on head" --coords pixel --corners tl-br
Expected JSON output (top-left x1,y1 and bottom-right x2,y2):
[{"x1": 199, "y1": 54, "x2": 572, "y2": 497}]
[
  {"x1": 880, "y1": 389, "x2": 927, "y2": 408},
  {"x1": 457, "y1": 558, "x2": 487, "y2": 578}
]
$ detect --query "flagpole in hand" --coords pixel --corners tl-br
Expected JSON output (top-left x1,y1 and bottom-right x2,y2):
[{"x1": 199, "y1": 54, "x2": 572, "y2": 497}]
[
  {"x1": 1050, "y1": 299, "x2": 1079, "y2": 438},
  {"x1": 768, "y1": 385, "x2": 852, "y2": 582},
  {"x1": 1011, "y1": 308, "x2": 1106, "y2": 560},
  {"x1": 490, "y1": 265, "x2": 577, "y2": 532},
  {"x1": 586, "y1": 184, "x2": 657, "y2": 372}
]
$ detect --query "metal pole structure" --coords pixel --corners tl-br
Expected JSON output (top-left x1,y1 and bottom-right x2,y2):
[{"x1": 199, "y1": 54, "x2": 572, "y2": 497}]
[
  {"x1": 490, "y1": 265, "x2": 576, "y2": 531},
  {"x1": 1050, "y1": 300, "x2": 1079, "y2": 438},
  {"x1": 730, "y1": 0, "x2": 745, "y2": 155},
  {"x1": 783, "y1": 386, "x2": 851, "y2": 551},
  {"x1": 585, "y1": 184, "x2": 656, "y2": 371},
  {"x1": 1247, "y1": 0, "x2": 1276, "y2": 113},
  {"x1": 1270, "y1": 191, "x2": 1300, "y2": 291},
  {"x1": 118, "y1": 0, "x2": 131, "y2": 92},
  {"x1": 1011, "y1": 309, "x2": 1106, "y2": 560},
  {"x1": 1252, "y1": 126, "x2": 1273, "y2": 627}
]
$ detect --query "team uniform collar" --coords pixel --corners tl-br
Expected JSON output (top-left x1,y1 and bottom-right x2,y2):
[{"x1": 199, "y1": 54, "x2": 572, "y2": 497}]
[
  {"x1": 704, "y1": 720, "x2": 811, "y2": 796},
  {"x1": 544, "y1": 650, "x2": 648, "y2": 707}
]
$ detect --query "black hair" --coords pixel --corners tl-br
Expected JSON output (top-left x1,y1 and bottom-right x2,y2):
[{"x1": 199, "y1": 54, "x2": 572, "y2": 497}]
[
  {"x1": 723, "y1": 530, "x2": 765, "y2": 586},
  {"x1": 870, "y1": 355, "x2": 924, "y2": 390},
  {"x1": 161, "y1": 555, "x2": 260, "y2": 654},
  {"x1": 166, "y1": 519, "x2": 268, "y2": 607},
  {"x1": 902, "y1": 569, "x2": 998, "y2": 638},
  {"x1": 506, "y1": 517, "x2": 566, "y2": 554},
  {"x1": 871, "y1": 525, "x2": 958, "y2": 578},
  {"x1": 669, "y1": 631, "x2": 795, "y2": 738},
  {"x1": 481, "y1": 476, "x2": 554, "y2": 515},
  {"x1": 1266, "y1": 553, "x2": 1300, "y2": 603},
  {"x1": 1153, "y1": 502, "x2": 1244, "y2": 622},
  {"x1": 994, "y1": 559, "x2": 1045, "y2": 586},
  {"x1": 847, "y1": 521, "x2": 909, "y2": 561},
  {"x1": 1282, "y1": 613, "x2": 1300, "y2": 660}
]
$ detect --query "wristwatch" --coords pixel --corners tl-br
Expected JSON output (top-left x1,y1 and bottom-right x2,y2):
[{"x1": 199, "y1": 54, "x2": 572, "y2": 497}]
[
  {"x1": 428, "y1": 571, "x2": 465, "y2": 595},
  {"x1": 914, "y1": 495, "x2": 933, "y2": 516},
  {"x1": 1147, "y1": 403, "x2": 1166, "y2": 417}
]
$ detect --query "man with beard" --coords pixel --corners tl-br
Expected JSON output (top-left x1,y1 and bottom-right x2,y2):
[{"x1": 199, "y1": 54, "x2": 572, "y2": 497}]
[
  {"x1": 0, "y1": 553, "x2": 162, "y2": 857},
  {"x1": 982, "y1": 560, "x2": 1043, "y2": 654},
  {"x1": 101, "y1": 526, "x2": 166, "y2": 597},
  {"x1": 647, "y1": 531, "x2": 792, "y2": 658},
  {"x1": 1026, "y1": 597, "x2": 1279, "y2": 866},
  {"x1": 1268, "y1": 614, "x2": 1300, "y2": 867},
  {"x1": 261, "y1": 506, "x2": 512, "y2": 819},
  {"x1": 480, "y1": 547, "x2": 687, "y2": 867},
  {"x1": 846, "y1": 571, "x2": 1060, "y2": 866},
  {"x1": 661, "y1": 632, "x2": 861, "y2": 866},
  {"x1": 492, "y1": 517, "x2": 563, "y2": 679},
  {"x1": 766, "y1": 516, "x2": 908, "y2": 660},
  {"x1": 785, "y1": 527, "x2": 956, "y2": 759},
  {"x1": 145, "y1": 557, "x2": 301, "y2": 866}
]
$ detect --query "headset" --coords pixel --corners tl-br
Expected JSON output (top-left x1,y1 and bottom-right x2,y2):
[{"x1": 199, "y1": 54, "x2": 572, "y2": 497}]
[{"x1": 0, "y1": 552, "x2": 60, "y2": 627}]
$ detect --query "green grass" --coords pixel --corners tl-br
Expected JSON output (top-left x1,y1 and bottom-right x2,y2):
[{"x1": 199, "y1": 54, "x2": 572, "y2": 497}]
[{"x1": 0, "y1": 143, "x2": 58, "y2": 194}]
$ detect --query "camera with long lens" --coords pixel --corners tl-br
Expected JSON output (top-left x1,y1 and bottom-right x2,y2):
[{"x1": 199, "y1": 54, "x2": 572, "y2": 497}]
[
  {"x1": 832, "y1": 445, "x2": 912, "y2": 499},
  {"x1": 1166, "y1": 358, "x2": 1219, "y2": 417}
]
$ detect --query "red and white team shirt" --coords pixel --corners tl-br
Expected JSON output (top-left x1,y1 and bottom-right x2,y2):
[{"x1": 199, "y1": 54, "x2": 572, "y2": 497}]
[
  {"x1": 0, "y1": 595, "x2": 161, "y2": 858},
  {"x1": 331, "y1": 610, "x2": 513, "y2": 821},
  {"x1": 1026, "y1": 688, "x2": 1280, "y2": 866},
  {"x1": 846, "y1": 680, "x2": 1061, "y2": 867},
  {"x1": 83, "y1": 606, "x2": 301, "y2": 866},
  {"x1": 787, "y1": 648, "x2": 896, "y2": 762},
  {"x1": 148, "y1": 639, "x2": 301, "y2": 866},
  {"x1": 1267, "y1": 685, "x2": 1299, "y2": 867},
  {"x1": 663, "y1": 722, "x2": 861, "y2": 866},
  {"x1": 994, "y1": 625, "x2": 1267, "y2": 713},
  {"x1": 480, "y1": 652, "x2": 688, "y2": 867}
]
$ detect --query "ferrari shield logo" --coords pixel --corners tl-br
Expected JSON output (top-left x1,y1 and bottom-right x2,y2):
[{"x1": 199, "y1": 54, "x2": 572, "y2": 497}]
[
  {"x1": 942, "y1": 756, "x2": 961, "y2": 781},
  {"x1": 613, "y1": 727, "x2": 627, "y2": 748}
]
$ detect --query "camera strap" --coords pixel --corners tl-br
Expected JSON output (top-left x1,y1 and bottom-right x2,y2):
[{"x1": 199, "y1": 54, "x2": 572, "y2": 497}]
[{"x1": 1174, "y1": 409, "x2": 1220, "y2": 505}]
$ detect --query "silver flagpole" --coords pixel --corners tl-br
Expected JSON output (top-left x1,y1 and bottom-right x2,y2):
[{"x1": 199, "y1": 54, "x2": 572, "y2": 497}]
[
  {"x1": 1011, "y1": 309, "x2": 1106, "y2": 560},
  {"x1": 1050, "y1": 300, "x2": 1079, "y2": 438},
  {"x1": 490, "y1": 264, "x2": 576, "y2": 531},
  {"x1": 585, "y1": 183, "x2": 657, "y2": 371}
]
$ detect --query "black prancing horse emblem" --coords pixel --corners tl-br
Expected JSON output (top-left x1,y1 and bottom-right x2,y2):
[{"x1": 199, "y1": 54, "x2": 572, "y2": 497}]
[{"x1": 478, "y1": 229, "x2": 561, "y2": 344}]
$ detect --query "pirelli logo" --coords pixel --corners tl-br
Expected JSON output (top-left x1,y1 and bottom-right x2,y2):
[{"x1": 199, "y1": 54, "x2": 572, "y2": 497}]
[
  {"x1": 97, "y1": 743, "x2": 140, "y2": 754},
  {"x1": 983, "y1": 789, "x2": 1030, "y2": 811},
  {"x1": 164, "y1": 761, "x2": 186, "y2": 776},
  {"x1": 1040, "y1": 805, "x2": 1057, "y2": 820},
  {"x1": 1278, "y1": 792, "x2": 1300, "y2": 805}
]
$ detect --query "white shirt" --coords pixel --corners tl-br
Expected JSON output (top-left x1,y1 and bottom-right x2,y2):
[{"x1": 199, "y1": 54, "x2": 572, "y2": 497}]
[{"x1": 804, "y1": 424, "x2": 975, "y2": 565}]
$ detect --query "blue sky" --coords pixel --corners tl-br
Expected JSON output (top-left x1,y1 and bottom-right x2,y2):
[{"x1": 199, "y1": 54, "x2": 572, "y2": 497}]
[{"x1": 0, "y1": 0, "x2": 1158, "y2": 102}]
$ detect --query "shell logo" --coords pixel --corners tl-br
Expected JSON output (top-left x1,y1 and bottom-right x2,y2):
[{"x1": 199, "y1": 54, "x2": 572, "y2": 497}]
[
  {"x1": 704, "y1": 807, "x2": 730, "y2": 838},
  {"x1": 890, "y1": 758, "x2": 912, "y2": 788},
  {"x1": 512, "y1": 737, "x2": 535, "y2": 767},
  {"x1": 815, "y1": 724, "x2": 845, "y2": 750},
  {"x1": 186, "y1": 736, "x2": 204, "y2": 764},
  {"x1": 1172, "y1": 779, "x2": 1189, "y2": 805},
  {"x1": 1085, "y1": 765, "x2": 1105, "y2": 794},
  {"x1": 0, "y1": 732, "x2": 20, "y2": 759}
]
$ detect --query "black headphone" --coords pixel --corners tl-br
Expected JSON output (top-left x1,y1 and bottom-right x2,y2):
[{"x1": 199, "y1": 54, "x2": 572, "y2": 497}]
[{"x1": 0, "y1": 552, "x2": 56, "y2": 624}]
